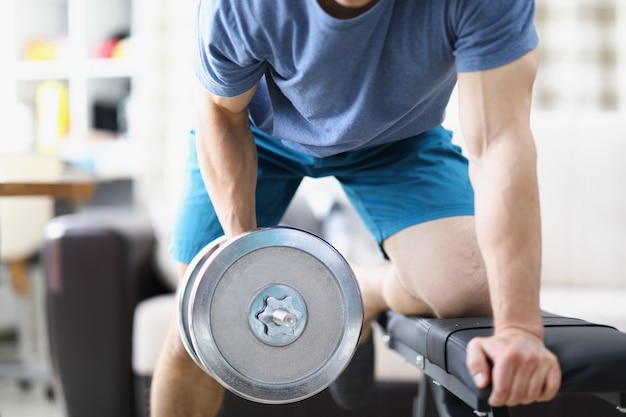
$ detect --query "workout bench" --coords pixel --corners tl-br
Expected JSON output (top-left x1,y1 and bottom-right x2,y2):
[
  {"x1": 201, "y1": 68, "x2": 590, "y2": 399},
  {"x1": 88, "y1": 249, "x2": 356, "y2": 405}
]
[{"x1": 381, "y1": 311, "x2": 626, "y2": 417}]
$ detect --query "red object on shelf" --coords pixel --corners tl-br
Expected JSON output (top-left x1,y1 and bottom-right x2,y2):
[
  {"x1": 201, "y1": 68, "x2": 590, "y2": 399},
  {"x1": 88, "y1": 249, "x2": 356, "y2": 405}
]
[{"x1": 94, "y1": 39, "x2": 119, "y2": 58}]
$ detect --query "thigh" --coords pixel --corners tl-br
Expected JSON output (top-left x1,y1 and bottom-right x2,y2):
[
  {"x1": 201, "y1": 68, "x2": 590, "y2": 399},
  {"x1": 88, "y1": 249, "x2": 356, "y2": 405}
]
[{"x1": 383, "y1": 215, "x2": 491, "y2": 318}]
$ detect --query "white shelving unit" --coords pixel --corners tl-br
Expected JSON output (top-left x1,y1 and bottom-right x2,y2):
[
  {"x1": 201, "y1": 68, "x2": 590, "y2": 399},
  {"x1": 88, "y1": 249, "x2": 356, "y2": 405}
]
[
  {"x1": 1, "y1": 0, "x2": 136, "y2": 179},
  {"x1": 0, "y1": 0, "x2": 137, "y2": 393}
]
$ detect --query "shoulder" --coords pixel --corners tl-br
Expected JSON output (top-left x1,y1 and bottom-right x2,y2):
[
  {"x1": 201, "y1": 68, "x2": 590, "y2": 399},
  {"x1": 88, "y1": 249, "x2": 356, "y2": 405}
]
[
  {"x1": 446, "y1": 0, "x2": 538, "y2": 72},
  {"x1": 445, "y1": 0, "x2": 535, "y2": 32}
]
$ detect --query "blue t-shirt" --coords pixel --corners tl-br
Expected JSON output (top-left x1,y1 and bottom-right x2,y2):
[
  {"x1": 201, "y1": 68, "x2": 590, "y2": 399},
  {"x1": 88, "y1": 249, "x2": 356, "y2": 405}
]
[{"x1": 195, "y1": 0, "x2": 538, "y2": 157}]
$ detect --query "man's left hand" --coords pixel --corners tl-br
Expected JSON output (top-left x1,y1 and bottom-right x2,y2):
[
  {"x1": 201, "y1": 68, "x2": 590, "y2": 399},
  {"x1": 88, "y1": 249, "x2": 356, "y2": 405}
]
[{"x1": 466, "y1": 327, "x2": 562, "y2": 407}]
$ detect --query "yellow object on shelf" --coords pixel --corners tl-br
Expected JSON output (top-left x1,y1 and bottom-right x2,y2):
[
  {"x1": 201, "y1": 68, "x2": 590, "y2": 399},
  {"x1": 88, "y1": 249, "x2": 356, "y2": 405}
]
[
  {"x1": 36, "y1": 81, "x2": 70, "y2": 155},
  {"x1": 24, "y1": 37, "x2": 56, "y2": 61},
  {"x1": 111, "y1": 38, "x2": 131, "y2": 58}
]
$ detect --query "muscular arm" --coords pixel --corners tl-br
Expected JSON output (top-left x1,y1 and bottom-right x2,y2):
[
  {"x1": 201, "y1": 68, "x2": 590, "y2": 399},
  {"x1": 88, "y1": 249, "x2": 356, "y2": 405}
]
[
  {"x1": 459, "y1": 49, "x2": 542, "y2": 338},
  {"x1": 195, "y1": 82, "x2": 259, "y2": 238},
  {"x1": 458, "y1": 49, "x2": 561, "y2": 406}
]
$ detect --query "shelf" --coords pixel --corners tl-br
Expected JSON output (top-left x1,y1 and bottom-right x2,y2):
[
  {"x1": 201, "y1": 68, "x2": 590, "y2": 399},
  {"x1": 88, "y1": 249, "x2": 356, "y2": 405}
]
[
  {"x1": 13, "y1": 61, "x2": 69, "y2": 80},
  {"x1": 85, "y1": 58, "x2": 134, "y2": 78},
  {"x1": 14, "y1": 58, "x2": 134, "y2": 80},
  {"x1": 5, "y1": 0, "x2": 137, "y2": 184}
]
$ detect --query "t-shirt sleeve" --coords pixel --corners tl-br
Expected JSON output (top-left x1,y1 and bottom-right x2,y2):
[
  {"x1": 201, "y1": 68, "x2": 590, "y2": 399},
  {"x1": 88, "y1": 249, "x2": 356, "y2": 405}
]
[
  {"x1": 194, "y1": 0, "x2": 267, "y2": 97},
  {"x1": 452, "y1": 0, "x2": 539, "y2": 72}
]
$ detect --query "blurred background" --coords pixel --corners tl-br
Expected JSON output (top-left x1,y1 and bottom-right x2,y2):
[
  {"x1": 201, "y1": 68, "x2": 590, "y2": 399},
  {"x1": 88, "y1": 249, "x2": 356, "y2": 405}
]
[{"x1": 0, "y1": 0, "x2": 625, "y2": 416}]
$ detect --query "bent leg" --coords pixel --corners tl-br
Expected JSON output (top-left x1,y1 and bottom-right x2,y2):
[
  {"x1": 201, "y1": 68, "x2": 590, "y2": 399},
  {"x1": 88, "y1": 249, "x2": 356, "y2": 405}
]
[
  {"x1": 351, "y1": 261, "x2": 432, "y2": 342},
  {"x1": 354, "y1": 215, "x2": 490, "y2": 335},
  {"x1": 383, "y1": 215, "x2": 491, "y2": 318},
  {"x1": 150, "y1": 263, "x2": 224, "y2": 417}
]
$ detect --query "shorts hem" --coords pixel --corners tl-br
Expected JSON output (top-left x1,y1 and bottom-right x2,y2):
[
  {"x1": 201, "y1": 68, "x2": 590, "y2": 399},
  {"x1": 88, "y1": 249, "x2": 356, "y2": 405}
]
[{"x1": 374, "y1": 204, "x2": 475, "y2": 244}]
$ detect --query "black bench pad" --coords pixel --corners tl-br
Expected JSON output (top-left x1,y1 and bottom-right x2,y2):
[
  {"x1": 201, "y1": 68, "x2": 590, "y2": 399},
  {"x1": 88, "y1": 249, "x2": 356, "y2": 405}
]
[{"x1": 384, "y1": 311, "x2": 626, "y2": 410}]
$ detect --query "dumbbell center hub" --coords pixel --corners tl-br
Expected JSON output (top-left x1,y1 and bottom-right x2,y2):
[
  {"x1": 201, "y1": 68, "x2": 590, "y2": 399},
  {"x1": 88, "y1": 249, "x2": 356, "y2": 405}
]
[
  {"x1": 249, "y1": 284, "x2": 308, "y2": 346},
  {"x1": 258, "y1": 297, "x2": 302, "y2": 333}
]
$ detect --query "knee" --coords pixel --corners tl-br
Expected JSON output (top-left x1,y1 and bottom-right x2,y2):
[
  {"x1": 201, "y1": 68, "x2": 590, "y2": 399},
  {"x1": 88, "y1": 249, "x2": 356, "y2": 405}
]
[
  {"x1": 167, "y1": 263, "x2": 199, "y2": 363},
  {"x1": 435, "y1": 296, "x2": 492, "y2": 319},
  {"x1": 158, "y1": 310, "x2": 200, "y2": 369},
  {"x1": 430, "y1": 280, "x2": 492, "y2": 319},
  {"x1": 381, "y1": 272, "x2": 434, "y2": 316},
  {"x1": 164, "y1": 324, "x2": 187, "y2": 363},
  {"x1": 170, "y1": 328, "x2": 194, "y2": 362},
  {"x1": 388, "y1": 263, "x2": 492, "y2": 320}
]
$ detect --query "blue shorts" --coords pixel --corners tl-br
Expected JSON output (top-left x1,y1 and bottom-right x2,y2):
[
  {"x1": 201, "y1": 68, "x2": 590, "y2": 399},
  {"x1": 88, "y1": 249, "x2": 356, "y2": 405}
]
[{"x1": 170, "y1": 125, "x2": 474, "y2": 264}]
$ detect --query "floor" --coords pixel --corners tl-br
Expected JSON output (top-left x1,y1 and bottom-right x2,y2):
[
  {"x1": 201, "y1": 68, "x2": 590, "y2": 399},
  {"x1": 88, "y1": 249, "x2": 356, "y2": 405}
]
[
  {"x1": 0, "y1": 378, "x2": 64, "y2": 417},
  {"x1": 0, "y1": 263, "x2": 65, "y2": 417}
]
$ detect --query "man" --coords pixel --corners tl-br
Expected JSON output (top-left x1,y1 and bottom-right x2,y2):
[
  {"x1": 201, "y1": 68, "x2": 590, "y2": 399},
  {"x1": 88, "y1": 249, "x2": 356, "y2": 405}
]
[{"x1": 151, "y1": 0, "x2": 562, "y2": 415}]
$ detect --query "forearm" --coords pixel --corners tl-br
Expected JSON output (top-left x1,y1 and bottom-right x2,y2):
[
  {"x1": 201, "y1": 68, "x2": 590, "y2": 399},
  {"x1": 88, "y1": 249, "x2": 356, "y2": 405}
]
[
  {"x1": 460, "y1": 50, "x2": 560, "y2": 407},
  {"x1": 469, "y1": 131, "x2": 543, "y2": 338},
  {"x1": 196, "y1": 89, "x2": 258, "y2": 238}
]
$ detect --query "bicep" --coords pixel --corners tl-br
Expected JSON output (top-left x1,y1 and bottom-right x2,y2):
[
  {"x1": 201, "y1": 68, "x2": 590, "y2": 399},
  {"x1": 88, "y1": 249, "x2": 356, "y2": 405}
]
[
  {"x1": 457, "y1": 48, "x2": 539, "y2": 160},
  {"x1": 197, "y1": 81, "x2": 259, "y2": 122}
]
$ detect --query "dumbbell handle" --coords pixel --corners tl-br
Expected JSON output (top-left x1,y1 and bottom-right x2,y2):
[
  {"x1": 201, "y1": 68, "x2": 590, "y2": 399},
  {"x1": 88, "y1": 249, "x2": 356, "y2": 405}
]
[{"x1": 272, "y1": 308, "x2": 297, "y2": 327}]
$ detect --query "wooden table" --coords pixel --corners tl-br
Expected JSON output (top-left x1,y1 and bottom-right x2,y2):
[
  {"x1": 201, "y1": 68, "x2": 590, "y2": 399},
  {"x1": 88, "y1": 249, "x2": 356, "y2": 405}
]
[{"x1": 0, "y1": 178, "x2": 94, "y2": 198}]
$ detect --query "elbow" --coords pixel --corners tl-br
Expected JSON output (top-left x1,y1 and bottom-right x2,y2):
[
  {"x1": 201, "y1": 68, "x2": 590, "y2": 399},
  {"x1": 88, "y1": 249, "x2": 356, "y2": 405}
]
[{"x1": 467, "y1": 129, "x2": 538, "y2": 185}]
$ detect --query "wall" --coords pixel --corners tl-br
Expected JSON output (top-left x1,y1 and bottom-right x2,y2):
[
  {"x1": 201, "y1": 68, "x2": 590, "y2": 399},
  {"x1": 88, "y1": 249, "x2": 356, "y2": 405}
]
[
  {"x1": 532, "y1": 0, "x2": 626, "y2": 286},
  {"x1": 534, "y1": 112, "x2": 626, "y2": 286}
]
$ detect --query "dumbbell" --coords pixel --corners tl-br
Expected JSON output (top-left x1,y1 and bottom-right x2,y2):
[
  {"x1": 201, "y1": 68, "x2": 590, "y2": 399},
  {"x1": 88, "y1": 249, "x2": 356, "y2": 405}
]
[{"x1": 177, "y1": 226, "x2": 363, "y2": 404}]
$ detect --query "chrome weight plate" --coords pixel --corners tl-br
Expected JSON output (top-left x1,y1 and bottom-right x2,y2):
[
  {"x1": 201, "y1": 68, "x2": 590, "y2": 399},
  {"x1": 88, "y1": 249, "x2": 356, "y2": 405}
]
[
  {"x1": 184, "y1": 227, "x2": 363, "y2": 404},
  {"x1": 177, "y1": 235, "x2": 227, "y2": 370}
]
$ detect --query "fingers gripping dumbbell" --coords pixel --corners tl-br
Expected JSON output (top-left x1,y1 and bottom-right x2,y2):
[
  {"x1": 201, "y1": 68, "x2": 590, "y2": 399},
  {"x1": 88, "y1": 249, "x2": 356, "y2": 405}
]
[{"x1": 177, "y1": 227, "x2": 364, "y2": 404}]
